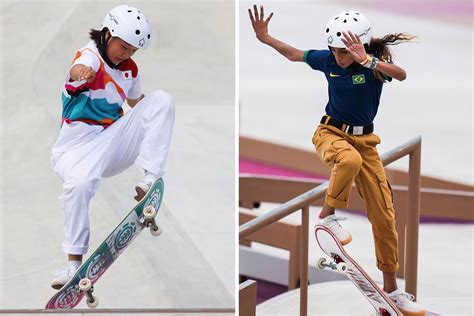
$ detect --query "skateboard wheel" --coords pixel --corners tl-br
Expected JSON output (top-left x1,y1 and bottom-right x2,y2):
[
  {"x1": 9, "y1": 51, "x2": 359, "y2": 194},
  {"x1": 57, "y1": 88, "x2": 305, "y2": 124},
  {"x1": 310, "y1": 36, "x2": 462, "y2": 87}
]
[
  {"x1": 150, "y1": 225, "x2": 162, "y2": 236},
  {"x1": 86, "y1": 295, "x2": 99, "y2": 308},
  {"x1": 336, "y1": 262, "x2": 347, "y2": 272},
  {"x1": 317, "y1": 258, "x2": 327, "y2": 269},
  {"x1": 79, "y1": 278, "x2": 92, "y2": 292},
  {"x1": 143, "y1": 206, "x2": 157, "y2": 219}
]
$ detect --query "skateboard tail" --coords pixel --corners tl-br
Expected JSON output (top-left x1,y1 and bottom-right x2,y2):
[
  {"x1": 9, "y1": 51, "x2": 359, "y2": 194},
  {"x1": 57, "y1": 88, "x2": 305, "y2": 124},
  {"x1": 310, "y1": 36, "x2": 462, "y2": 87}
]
[{"x1": 314, "y1": 225, "x2": 403, "y2": 316}]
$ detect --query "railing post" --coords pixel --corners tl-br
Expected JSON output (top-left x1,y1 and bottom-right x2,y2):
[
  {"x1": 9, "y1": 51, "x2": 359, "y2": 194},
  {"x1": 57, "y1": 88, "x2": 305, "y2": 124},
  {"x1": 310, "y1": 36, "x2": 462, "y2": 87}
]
[
  {"x1": 405, "y1": 140, "x2": 421, "y2": 298},
  {"x1": 240, "y1": 280, "x2": 257, "y2": 316},
  {"x1": 300, "y1": 206, "x2": 309, "y2": 316},
  {"x1": 396, "y1": 199, "x2": 407, "y2": 279}
]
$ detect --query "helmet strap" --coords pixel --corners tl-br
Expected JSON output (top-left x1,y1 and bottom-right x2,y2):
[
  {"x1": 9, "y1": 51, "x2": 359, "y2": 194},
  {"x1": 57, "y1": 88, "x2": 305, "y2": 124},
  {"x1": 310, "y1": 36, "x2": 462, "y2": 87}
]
[{"x1": 98, "y1": 29, "x2": 122, "y2": 70}]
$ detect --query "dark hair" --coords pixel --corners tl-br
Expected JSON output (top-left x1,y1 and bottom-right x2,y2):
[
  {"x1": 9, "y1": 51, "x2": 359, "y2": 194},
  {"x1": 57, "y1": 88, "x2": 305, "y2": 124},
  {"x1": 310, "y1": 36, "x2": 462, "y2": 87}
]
[
  {"x1": 89, "y1": 28, "x2": 104, "y2": 46},
  {"x1": 88, "y1": 28, "x2": 121, "y2": 69},
  {"x1": 365, "y1": 33, "x2": 417, "y2": 81}
]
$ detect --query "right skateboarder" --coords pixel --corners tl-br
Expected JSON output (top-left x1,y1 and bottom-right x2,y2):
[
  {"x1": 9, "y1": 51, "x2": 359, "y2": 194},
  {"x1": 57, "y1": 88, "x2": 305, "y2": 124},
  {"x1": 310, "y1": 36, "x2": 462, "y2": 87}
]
[
  {"x1": 249, "y1": 4, "x2": 425, "y2": 315},
  {"x1": 50, "y1": 5, "x2": 175, "y2": 289}
]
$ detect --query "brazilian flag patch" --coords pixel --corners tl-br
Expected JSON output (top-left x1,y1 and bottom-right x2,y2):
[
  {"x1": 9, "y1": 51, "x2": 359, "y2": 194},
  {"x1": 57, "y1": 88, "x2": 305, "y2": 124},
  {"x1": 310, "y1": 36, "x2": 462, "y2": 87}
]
[{"x1": 352, "y1": 74, "x2": 366, "y2": 84}]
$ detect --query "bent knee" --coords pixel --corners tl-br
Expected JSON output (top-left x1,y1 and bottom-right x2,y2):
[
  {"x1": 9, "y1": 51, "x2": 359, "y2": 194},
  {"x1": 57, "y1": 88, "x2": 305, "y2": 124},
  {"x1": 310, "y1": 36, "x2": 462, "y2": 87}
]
[
  {"x1": 150, "y1": 90, "x2": 175, "y2": 110},
  {"x1": 336, "y1": 149, "x2": 362, "y2": 172}
]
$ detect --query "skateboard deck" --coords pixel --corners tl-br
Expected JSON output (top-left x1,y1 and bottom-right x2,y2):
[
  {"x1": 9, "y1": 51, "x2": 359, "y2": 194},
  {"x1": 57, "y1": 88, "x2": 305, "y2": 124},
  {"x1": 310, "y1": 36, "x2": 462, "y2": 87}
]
[
  {"x1": 314, "y1": 225, "x2": 403, "y2": 316},
  {"x1": 45, "y1": 178, "x2": 164, "y2": 309}
]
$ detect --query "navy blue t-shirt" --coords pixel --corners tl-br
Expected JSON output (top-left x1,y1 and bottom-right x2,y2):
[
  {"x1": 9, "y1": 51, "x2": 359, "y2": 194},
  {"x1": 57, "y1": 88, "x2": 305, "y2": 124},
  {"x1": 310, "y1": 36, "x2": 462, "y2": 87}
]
[{"x1": 304, "y1": 49, "x2": 390, "y2": 126}]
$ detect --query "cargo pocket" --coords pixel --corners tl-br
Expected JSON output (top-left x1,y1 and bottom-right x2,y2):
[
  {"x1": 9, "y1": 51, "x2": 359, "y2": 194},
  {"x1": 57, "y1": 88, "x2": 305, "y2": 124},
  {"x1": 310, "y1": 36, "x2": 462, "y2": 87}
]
[
  {"x1": 355, "y1": 178, "x2": 365, "y2": 199},
  {"x1": 376, "y1": 171, "x2": 394, "y2": 209}
]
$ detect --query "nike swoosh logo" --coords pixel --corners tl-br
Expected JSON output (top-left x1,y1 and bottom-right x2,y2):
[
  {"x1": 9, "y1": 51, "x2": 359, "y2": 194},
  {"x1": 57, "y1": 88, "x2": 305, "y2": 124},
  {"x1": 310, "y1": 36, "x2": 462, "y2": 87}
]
[{"x1": 330, "y1": 72, "x2": 341, "y2": 77}]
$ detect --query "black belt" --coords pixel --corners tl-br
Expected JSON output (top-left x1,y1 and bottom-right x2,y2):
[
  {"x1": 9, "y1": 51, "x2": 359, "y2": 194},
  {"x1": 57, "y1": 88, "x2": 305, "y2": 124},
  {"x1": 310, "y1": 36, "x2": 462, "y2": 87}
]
[{"x1": 320, "y1": 115, "x2": 373, "y2": 135}]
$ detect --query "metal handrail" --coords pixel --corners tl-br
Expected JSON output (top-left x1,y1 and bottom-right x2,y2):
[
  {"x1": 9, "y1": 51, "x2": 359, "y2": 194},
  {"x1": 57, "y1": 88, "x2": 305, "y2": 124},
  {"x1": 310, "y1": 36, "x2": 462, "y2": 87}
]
[{"x1": 239, "y1": 136, "x2": 422, "y2": 316}]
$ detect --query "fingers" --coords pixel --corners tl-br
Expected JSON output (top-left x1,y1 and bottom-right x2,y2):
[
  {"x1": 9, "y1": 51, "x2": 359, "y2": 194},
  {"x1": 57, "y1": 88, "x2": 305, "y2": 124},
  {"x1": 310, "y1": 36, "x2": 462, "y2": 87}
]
[
  {"x1": 248, "y1": 8, "x2": 256, "y2": 31},
  {"x1": 342, "y1": 31, "x2": 352, "y2": 44},
  {"x1": 249, "y1": 4, "x2": 273, "y2": 36},
  {"x1": 249, "y1": 4, "x2": 270, "y2": 22},
  {"x1": 341, "y1": 31, "x2": 361, "y2": 49},
  {"x1": 78, "y1": 66, "x2": 95, "y2": 82},
  {"x1": 354, "y1": 33, "x2": 362, "y2": 44},
  {"x1": 85, "y1": 70, "x2": 95, "y2": 82},
  {"x1": 253, "y1": 4, "x2": 259, "y2": 21},
  {"x1": 340, "y1": 33, "x2": 350, "y2": 48},
  {"x1": 79, "y1": 68, "x2": 88, "y2": 81},
  {"x1": 348, "y1": 31, "x2": 360, "y2": 44},
  {"x1": 342, "y1": 31, "x2": 361, "y2": 45},
  {"x1": 248, "y1": 8, "x2": 255, "y2": 23},
  {"x1": 78, "y1": 67, "x2": 87, "y2": 81},
  {"x1": 265, "y1": 12, "x2": 273, "y2": 24}
]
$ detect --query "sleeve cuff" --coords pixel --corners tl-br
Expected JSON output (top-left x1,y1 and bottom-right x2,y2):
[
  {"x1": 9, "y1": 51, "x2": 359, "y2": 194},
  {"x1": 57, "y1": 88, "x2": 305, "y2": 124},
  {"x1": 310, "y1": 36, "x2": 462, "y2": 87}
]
[{"x1": 303, "y1": 50, "x2": 310, "y2": 63}]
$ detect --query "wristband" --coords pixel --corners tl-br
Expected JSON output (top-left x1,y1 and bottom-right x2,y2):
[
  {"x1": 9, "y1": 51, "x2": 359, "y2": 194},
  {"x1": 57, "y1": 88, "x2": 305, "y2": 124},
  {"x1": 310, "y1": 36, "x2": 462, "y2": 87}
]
[
  {"x1": 361, "y1": 55, "x2": 371, "y2": 66},
  {"x1": 362, "y1": 54, "x2": 379, "y2": 70}
]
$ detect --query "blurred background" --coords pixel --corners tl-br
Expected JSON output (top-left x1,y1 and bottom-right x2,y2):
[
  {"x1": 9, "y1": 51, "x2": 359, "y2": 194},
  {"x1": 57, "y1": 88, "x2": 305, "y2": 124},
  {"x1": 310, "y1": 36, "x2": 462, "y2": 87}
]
[{"x1": 1, "y1": 0, "x2": 235, "y2": 310}]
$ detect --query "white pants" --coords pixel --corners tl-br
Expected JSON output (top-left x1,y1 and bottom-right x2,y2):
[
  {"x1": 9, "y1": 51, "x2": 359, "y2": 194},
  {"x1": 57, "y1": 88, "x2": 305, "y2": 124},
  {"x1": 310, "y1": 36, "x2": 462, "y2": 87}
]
[{"x1": 51, "y1": 90, "x2": 175, "y2": 255}]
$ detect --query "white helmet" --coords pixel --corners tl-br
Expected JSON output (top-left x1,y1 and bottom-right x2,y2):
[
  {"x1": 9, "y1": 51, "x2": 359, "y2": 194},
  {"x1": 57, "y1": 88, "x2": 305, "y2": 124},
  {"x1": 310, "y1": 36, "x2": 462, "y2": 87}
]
[
  {"x1": 324, "y1": 11, "x2": 371, "y2": 48},
  {"x1": 101, "y1": 5, "x2": 152, "y2": 49}
]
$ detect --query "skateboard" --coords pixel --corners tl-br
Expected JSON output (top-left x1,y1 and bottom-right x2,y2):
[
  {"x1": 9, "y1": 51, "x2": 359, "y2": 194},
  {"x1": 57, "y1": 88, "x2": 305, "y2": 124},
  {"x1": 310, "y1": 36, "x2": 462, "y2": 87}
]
[
  {"x1": 45, "y1": 178, "x2": 164, "y2": 309},
  {"x1": 314, "y1": 225, "x2": 403, "y2": 316}
]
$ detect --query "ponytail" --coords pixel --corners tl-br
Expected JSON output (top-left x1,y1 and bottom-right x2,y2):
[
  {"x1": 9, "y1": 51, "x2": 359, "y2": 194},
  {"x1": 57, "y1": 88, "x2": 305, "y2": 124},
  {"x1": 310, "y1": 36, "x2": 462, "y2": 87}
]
[{"x1": 365, "y1": 33, "x2": 417, "y2": 81}]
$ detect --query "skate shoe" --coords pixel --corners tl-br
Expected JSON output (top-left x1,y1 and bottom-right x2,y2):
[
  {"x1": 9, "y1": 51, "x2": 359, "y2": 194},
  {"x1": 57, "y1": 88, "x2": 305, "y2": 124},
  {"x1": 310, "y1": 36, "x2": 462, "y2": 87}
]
[
  {"x1": 386, "y1": 289, "x2": 426, "y2": 316},
  {"x1": 134, "y1": 170, "x2": 159, "y2": 201},
  {"x1": 317, "y1": 214, "x2": 352, "y2": 245},
  {"x1": 51, "y1": 261, "x2": 81, "y2": 290}
]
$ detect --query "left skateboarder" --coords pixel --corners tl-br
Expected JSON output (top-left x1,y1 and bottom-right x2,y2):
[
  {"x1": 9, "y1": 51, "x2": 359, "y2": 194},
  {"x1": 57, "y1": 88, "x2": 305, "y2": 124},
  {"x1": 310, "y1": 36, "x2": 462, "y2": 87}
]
[{"x1": 50, "y1": 5, "x2": 175, "y2": 289}]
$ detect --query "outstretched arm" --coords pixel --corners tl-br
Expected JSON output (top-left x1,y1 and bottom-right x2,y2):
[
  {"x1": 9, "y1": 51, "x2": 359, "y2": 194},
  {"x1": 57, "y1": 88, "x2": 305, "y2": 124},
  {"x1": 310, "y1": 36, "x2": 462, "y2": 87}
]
[{"x1": 249, "y1": 5, "x2": 305, "y2": 62}]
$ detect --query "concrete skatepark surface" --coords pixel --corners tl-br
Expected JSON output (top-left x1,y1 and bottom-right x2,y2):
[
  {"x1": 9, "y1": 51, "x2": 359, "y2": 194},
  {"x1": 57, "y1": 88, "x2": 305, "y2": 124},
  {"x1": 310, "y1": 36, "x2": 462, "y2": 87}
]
[{"x1": 1, "y1": 0, "x2": 234, "y2": 310}]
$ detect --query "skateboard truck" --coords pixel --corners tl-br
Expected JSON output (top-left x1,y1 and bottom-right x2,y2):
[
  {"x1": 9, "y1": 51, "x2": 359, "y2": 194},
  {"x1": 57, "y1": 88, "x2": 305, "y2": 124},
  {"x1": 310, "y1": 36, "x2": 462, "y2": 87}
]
[
  {"x1": 78, "y1": 278, "x2": 98, "y2": 308},
  {"x1": 143, "y1": 206, "x2": 162, "y2": 236},
  {"x1": 317, "y1": 257, "x2": 347, "y2": 272}
]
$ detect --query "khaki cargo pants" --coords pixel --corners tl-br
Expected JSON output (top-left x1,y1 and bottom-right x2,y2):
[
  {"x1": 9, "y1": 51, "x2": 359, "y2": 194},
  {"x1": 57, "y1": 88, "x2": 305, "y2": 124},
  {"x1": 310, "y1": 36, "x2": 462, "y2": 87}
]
[{"x1": 312, "y1": 123, "x2": 399, "y2": 273}]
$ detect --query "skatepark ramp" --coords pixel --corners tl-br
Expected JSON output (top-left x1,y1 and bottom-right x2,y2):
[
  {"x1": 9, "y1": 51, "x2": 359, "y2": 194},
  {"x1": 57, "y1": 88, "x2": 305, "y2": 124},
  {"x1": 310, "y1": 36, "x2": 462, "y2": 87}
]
[{"x1": 239, "y1": 136, "x2": 423, "y2": 316}]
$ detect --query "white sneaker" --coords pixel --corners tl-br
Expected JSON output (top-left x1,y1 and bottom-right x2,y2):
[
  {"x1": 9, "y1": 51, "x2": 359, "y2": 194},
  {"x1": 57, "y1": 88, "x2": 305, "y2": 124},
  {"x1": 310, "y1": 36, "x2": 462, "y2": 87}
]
[
  {"x1": 318, "y1": 214, "x2": 352, "y2": 245},
  {"x1": 51, "y1": 261, "x2": 81, "y2": 290},
  {"x1": 134, "y1": 170, "x2": 159, "y2": 202},
  {"x1": 386, "y1": 289, "x2": 426, "y2": 315}
]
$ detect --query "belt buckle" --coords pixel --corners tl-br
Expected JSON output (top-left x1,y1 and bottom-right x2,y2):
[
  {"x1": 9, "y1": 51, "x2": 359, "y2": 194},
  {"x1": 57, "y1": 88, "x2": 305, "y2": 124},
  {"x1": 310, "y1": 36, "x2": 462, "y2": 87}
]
[{"x1": 352, "y1": 126, "x2": 364, "y2": 135}]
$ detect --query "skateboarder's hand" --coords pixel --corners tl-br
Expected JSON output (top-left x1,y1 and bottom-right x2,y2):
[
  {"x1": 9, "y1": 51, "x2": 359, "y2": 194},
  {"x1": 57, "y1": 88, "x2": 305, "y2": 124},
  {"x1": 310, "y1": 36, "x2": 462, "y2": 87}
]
[
  {"x1": 78, "y1": 66, "x2": 96, "y2": 83},
  {"x1": 248, "y1": 4, "x2": 273, "y2": 44},
  {"x1": 70, "y1": 65, "x2": 96, "y2": 83},
  {"x1": 341, "y1": 31, "x2": 367, "y2": 64}
]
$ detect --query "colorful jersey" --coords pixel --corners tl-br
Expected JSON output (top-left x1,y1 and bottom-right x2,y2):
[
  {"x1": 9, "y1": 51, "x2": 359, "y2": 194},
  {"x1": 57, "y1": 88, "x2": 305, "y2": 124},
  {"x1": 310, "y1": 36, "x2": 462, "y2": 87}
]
[
  {"x1": 62, "y1": 41, "x2": 142, "y2": 127},
  {"x1": 304, "y1": 49, "x2": 391, "y2": 126}
]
